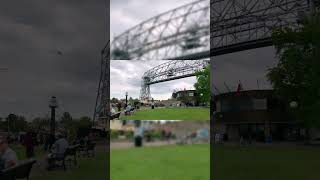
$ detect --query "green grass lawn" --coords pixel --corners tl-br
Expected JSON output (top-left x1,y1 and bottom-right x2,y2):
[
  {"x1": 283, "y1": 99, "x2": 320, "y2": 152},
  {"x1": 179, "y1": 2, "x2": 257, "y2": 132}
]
[
  {"x1": 111, "y1": 144, "x2": 210, "y2": 180},
  {"x1": 12, "y1": 143, "x2": 319, "y2": 180},
  {"x1": 111, "y1": 144, "x2": 320, "y2": 180},
  {"x1": 120, "y1": 107, "x2": 210, "y2": 120},
  {"x1": 12, "y1": 144, "x2": 108, "y2": 180},
  {"x1": 213, "y1": 145, "x2": 320, "y2": 180},
  {"x1": 12, "y1": 144, "x2": 45, "y2": 160},
  {"x1": 31, "y1": 150, "x2": 108, "y2": 180}
]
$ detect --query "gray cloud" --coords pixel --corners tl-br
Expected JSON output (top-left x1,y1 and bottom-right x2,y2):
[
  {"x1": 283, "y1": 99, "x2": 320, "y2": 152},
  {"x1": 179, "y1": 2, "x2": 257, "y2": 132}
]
[
  {"x1": 212, "y1": 47, "x2": 278, "y2": 94},
  {"x1": 0, "y1": 0, "x2": 280, "y2": 120},
  {"x1": 0, "y1": 0, "x2": 109, "y2": 119}
]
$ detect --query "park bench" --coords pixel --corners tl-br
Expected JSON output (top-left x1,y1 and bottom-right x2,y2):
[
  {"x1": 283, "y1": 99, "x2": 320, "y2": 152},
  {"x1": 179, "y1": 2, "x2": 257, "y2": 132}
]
[
  {"x1": 48, "y1": 146, "x2": 78, "y2": 171},
  {"x1": 110, "y1": 112, "x2": 121, "y2": 120},
  {"x1": 0, "y1": 166, "x2": 15, "y2": 180},
  {"x1": 124, "y1": 107, "x2": 135, "y2": 116},
  {"x1": 78, "y1": 143, "x2": 96, "y2": 158},
  {"x1": 0, "y1": 159, "x2": 36, "y2": 180}
]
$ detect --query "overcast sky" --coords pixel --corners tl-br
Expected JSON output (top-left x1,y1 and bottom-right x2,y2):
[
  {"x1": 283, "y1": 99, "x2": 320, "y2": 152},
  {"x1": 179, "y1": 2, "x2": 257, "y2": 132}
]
[
  {"x1": 212, "y1": 47, "x2": 278, "y2": 94},
  {"x1": 0, "y1": 0, "x2": 279, "y2": 120},
  {"x1": 0, "y1": 0, "x2": 109, "y2": 119},
  {"x1": 111, "y1": 60, "x2": 196, "y2": 100},
  {"x1": 110, "y1": 0, "x2": 278, "y2": 94}
]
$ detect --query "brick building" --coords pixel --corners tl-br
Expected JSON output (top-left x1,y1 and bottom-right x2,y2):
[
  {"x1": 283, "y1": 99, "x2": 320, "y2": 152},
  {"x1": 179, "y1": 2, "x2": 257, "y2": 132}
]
[{"x1": 212, "y1": 90, "x2": 306, "y2": 142}]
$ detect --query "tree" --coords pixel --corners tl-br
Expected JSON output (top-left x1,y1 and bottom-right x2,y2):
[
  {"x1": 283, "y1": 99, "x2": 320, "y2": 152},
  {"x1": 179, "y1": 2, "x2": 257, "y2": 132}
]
[
  {"x1": 77, "y1": 116, "x2": 92, "y2": 129},
  {"x1": 30, "y1": 117, "x2": 50, "y2": 133},
  {"x1": 194, "y1": 65, "x2": 210, "y2": 104},
  {"x1": 5, "y1": 114, "x2": 28, "y2": 133},
  {"x1": 59, "y1": 112, "x2": 76, "y2": 139},
  {"x1": 267, "y1": 12, "x2": 320, "y2": 128},
  {"x1": 111, "y1": 97, "x2": 119, "y2": 104},
  {"x1": 129, "y1": 97, "x2": 134, "y2": 104},
  {"x1": 60, "y1": 112, "x2": 73, "y2": 127},
  {"x1": 76, "y1": 116, "x2": 92, "y2": 138}
]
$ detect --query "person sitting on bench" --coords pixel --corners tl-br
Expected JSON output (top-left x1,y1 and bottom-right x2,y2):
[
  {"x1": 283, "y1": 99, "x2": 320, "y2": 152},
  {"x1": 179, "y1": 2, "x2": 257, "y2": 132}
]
[
  {"x1": 125, "y1": 104, "x2": 132, "y2": 115},
  {"x1": 47, "y1": 134, "x2": 69, "y2": 169},
  {"x1": 0, "y1": 136, "x2": 18, "y2": 170}
]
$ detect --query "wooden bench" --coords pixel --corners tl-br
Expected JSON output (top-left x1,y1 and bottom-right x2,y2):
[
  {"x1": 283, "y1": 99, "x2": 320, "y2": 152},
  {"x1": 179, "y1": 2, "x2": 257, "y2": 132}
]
[
  {"x1": 125, "y1": 107, "x2": 135, "y2": 116},
  {"x1": 0, "y1": 159, "x2": 36, "y2": 180},
  {"x1": 110, "y1": 112, "x2": 121, "y2": 120},
  {"x1": 78, "y1": 143, "x2": 96, "y2": 158},
  {"x1": 47, "y1": 146, "x2": 78, "y2": 171},
  {"x1": 0, "y1": 167, "x2": 15, "y2": 180}
]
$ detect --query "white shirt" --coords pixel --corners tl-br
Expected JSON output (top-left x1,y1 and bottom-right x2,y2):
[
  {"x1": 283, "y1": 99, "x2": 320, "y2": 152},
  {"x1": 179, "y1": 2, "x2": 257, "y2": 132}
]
[
  {"x1": 53, "y1": 138, "x2": 69, "y2": 155},
  {"x1": 0, "y1": 148, "x2": 18, "y2": 169},
  {"x1": 111, "y1": 107, "x2": 116, "y2": 114},
  {"x1": 126, "y1": 105, "x2": 132, "y2": 111},
  {"x1": 134, "y1": 127, "x2": 144, "y2": 137}
]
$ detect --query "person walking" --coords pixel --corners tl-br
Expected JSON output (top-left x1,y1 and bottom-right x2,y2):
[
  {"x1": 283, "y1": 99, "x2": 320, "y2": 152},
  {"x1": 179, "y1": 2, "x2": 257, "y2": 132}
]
[
  {"x1": 24, "y1": 132, "x2": 35, "y2": 158},
  {"x1": 134, "y1": 124, "x2": 144, "y2": 147}
]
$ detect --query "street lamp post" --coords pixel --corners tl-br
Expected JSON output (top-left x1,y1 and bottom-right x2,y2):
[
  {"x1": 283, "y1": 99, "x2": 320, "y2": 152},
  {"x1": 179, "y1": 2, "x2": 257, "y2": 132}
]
[
  {"x1": 125, "y1": 92, "x2": 128, "y2": 108},
  {"x1": 290, "y1": 101, "x2": 298, "y2": 109},
  {"x1": 200, "y1": 93, "x2": 203, "y2": 106},
  {"x1": 49, "y1": 96, "x2": 58, "y2": 137}
]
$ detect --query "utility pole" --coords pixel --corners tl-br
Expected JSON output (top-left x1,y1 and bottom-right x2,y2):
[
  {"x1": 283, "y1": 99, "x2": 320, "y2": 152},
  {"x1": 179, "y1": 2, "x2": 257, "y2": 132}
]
[{"x1": 49, "y1": 96, "x2": 58, "y2": 136}]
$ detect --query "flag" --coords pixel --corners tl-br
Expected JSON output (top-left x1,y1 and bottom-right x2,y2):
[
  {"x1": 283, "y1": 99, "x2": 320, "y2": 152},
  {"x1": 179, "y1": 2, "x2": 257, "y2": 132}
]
[{"x1": 236, "y1": 82, "x2": 242, "y2": 96}]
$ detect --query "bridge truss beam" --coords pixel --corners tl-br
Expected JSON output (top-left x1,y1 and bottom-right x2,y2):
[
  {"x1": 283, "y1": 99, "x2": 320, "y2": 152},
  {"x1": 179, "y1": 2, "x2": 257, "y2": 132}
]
[
  {"x1": 93, "y1": 42, "x2": 110, "y2": 127},
  {"x1": 140, "y1": 60, "x2": 210, "y2": 101},
  {"x1": 111, "y1": 0, "x2": 312, "y2": 60}
]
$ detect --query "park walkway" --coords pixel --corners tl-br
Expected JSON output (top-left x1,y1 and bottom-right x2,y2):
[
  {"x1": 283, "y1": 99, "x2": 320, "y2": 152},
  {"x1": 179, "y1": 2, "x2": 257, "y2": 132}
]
[{"x1": 111, "y1": 140, "x2": 177, "y2": 150}]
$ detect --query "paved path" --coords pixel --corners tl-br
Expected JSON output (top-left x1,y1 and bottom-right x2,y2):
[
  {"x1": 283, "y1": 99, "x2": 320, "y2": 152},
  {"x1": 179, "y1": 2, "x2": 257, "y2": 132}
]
[{"x1": 111, "y1": 140, "x2": 177, "y2": 150}]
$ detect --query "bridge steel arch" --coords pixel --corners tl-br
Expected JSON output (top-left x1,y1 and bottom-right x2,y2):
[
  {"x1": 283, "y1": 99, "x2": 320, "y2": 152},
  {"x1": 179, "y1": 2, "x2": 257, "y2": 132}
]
[
  {"x1": 111, "y1": 0, "x2": 312, "y2": 60},
  {"x1": 93, "y1": 42, "x2": 110, "y2": 126},
  {"x1": 140, "y1": 60, "x2": 210, "y2": 101}
]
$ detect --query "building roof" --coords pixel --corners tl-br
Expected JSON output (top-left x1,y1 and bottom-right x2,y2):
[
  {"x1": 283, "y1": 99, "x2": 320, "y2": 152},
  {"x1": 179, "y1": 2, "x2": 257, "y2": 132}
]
[{"x1": 214, "y1": 89, "x2": 274, "y2": 100}]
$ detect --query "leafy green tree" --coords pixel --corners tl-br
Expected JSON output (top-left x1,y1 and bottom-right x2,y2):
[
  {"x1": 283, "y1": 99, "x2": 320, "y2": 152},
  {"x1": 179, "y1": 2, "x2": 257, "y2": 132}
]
[
  {"x1": 76, "y1": 116, "x2": 92, "y2": 138},
  {"x1": 59, "y1": 112, "x2": 76, "y2": 139},
  {"x1": 194, "y1": 65, "x2": 210, "y2": 104},
  {"x1": 5, "y1": 114, "x2": 28, "y2": 133},
  {"x1": 268, "y1": 12, "x2": 320, "y2": 128},
  {"x1": 111, "y1": 97, "x2": 119, "y2": 104},
  {"x1": 60, "y1": 112, "x2": 73, "y2": 127},
  {"x1": 77, "y1": 116, "x2": 92, "y2": 129},
  {"x1": 30, "y1": 117, "x2": 50, "y2": 133}
]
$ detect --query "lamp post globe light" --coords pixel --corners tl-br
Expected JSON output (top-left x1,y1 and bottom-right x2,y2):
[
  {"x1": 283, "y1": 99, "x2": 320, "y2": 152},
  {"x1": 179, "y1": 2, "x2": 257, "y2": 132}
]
[
  {"x1": 49, "y1": 96, "x2": 58, "y2": 137},
  {"x1": 290, "y1": 101, "x2": 298, "y2": 109}
]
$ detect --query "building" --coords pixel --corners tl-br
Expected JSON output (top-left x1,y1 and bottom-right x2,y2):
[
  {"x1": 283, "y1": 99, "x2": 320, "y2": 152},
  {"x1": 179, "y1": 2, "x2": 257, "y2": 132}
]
[
  {"x1": 172, "y1": 89, "x2": 200, "y2": 106},
  {"x1": 212, "y1": 90, "x2": 305, "y2": 142},
  {"x1": 110, "y1": 120, "x2": 134, "y2": 131}
]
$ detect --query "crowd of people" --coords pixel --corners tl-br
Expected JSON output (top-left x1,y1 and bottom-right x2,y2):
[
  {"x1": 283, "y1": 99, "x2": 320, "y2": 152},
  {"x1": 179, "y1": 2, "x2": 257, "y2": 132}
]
[{"x1": 0, "y1": 131, "x2": 95, "y2": 171}]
